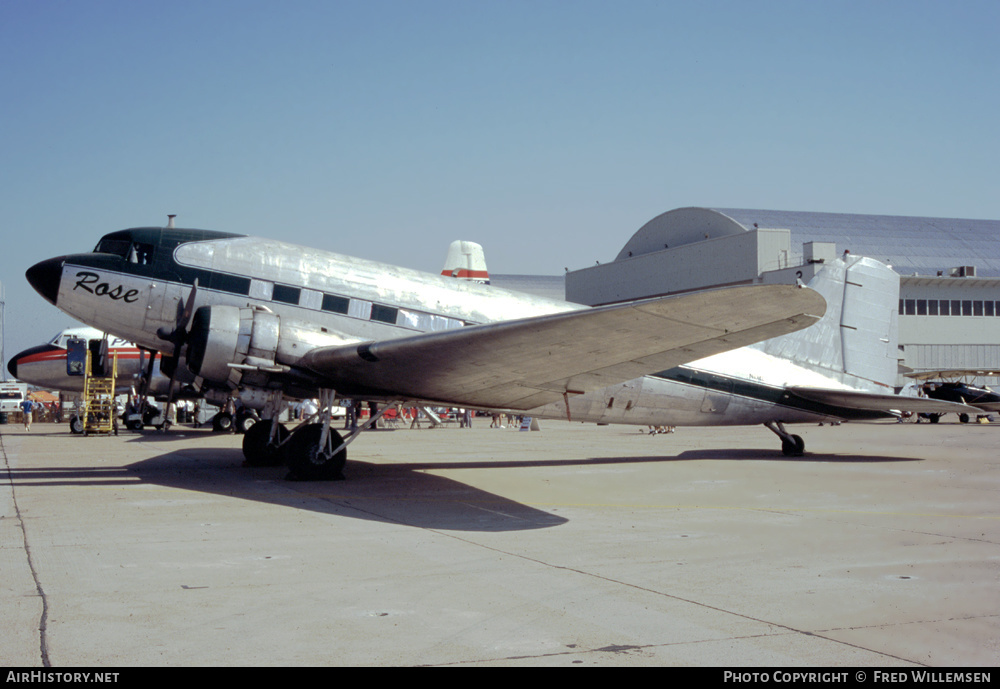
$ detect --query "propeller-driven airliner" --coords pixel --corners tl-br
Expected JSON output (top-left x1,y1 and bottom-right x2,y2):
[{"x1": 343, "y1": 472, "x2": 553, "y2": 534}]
[{"x1": 25, "y1": 222, "x2": 974, "y2": 479}]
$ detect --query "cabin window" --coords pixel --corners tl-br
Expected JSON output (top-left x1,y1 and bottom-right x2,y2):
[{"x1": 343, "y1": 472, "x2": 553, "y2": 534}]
[
  {"x1": 370, "y1": 304, "x2": 399, "y2": 324},
  {"x1": 272, "y1": 284, "x2": 301, "y2": 305},
  {"x1": 321, "y1": 294, "x2": 350, "y2": 314},
  {"x1": 209, "y1": 273, "x2": 250, "y2": 296}
]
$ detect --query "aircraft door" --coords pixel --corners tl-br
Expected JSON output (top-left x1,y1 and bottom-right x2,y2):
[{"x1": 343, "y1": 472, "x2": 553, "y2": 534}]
[
  {"x1": 699, "y1": 377, "x2": 733, "y2": 414},
  {"x1": 66, "y1": 338, "x2": 87, "y2": 376}
]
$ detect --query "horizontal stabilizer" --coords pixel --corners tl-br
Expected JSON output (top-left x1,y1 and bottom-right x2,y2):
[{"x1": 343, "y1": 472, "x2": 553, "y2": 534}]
[
  {"x1": 300, "y1": 284, "x2": 826, "y2": 409},
  {"x1": 789, "y1": 387, "x2": 982, "y2": 415}
]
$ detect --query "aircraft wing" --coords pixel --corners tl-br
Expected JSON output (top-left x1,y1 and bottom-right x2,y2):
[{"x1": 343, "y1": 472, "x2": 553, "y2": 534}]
[
  {"x1": 299, "y1": 284, "x2": 825, "y2": 410},
  {"x1": 788, "y1": 387, "x2": 982, "y2": 415}
]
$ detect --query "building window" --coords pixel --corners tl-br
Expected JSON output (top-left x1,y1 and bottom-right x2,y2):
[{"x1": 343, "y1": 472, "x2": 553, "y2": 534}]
[
  {"x1": 904, "y1": 299, "x2": 915, "y2": 315},
  {"x1": 952, "y1": 300, "x2": 962, "y2": 316},
  {"x1": 917, "y1": 299, "x2": 927, "y2": 315},
  {"x1": 928, "y1": 300, "x2": 939, "y2": 316},
  {"x1": 974, "y1": 301, "x2": 984, "y2": 316},
  {"x1": 962, "y1": 300, "x2": 972, "y2": 316},
  {"x1": 986, "y1": 301, "x2": 995, "y2": 317}
]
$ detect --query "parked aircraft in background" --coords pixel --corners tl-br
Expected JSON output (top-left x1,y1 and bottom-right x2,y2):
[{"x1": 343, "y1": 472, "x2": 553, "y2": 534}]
[
  {"x1": 7, "y1": 326, "x2": 256, "y2": 432},
  {"x1": 25, "y1": 222, "x2": 975, "y2": 480},
  {"x1": 903, "y1": 369, "x2": 1000, "y2": 423}
]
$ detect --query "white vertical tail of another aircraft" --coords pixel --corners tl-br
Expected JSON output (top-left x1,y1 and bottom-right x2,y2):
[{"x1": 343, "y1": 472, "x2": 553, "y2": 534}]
[
  {"x1": 753, "y1": 255, "x2": 900, "y2": 391},
  {"x1": 441, "y1": 240, "x2": 490, "y2": 284}
]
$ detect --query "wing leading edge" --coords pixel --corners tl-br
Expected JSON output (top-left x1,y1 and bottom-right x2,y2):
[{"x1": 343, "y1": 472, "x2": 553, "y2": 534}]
[{"x1": 299, "y1": 284, "x2": 826, "y2": 409}]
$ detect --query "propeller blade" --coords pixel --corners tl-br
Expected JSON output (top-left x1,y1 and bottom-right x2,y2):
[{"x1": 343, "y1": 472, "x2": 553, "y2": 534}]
[{"x1": 156, "y1": 280, "x2": 199, "y2": 345}]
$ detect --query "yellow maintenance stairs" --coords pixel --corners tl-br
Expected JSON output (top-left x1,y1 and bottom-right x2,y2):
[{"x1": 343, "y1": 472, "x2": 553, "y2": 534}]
[{"x1": 80, "y1": 350, "x2": 119, "y2": 435}]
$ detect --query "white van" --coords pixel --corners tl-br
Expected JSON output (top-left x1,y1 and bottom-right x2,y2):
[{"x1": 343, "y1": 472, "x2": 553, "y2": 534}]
[{"x1": 0, "y1": 382, "x2": 29, "y2": 414}]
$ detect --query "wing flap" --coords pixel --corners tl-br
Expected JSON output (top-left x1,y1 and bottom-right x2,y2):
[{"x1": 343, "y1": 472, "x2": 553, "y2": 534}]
[
  {"x1": 300, "y1": 284, "x2": 826, "y2": 409},
  {"x1": 789, "y1": 387, "x2": 982, "y2": 415}
]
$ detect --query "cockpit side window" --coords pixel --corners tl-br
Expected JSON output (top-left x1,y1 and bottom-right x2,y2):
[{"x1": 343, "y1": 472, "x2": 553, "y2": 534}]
[
  {"x1": 93, "y1": 238, "x2": 155, "y2": 265},
  {"x1": 130, "y1": 242, "x2": 155, "y2": 265},
  {"x1": 94, "y1": 239, "x2": 132, "y2": 257}
]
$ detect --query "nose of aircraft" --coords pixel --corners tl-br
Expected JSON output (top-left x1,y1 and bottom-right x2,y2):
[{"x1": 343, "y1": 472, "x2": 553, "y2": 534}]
[
  {"x1": 6, "y1": 344, "x2": 55, "y2": 379},
  {"x1": 26, "y1": 256, "x2": 65, "y2": 306}
]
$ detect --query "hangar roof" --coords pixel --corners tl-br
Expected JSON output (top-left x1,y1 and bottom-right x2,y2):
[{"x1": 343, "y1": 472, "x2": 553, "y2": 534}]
[{"x1": 615, "y1": 207, "x2": 1000, "y2": 278}]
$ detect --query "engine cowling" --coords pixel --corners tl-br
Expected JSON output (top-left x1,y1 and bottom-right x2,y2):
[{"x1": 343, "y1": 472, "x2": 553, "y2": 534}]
[{"x1": 187, "y1": 305, "x2": 281, "y2": 386}]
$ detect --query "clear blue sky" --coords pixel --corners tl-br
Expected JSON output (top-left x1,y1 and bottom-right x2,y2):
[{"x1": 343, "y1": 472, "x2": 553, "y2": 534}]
[{"x1": 2, "y1": 0, "x2": 998, "y2": 369}]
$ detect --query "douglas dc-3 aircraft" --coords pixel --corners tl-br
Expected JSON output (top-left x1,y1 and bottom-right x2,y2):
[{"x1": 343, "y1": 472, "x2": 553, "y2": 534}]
[{"x1": 25, "y1": 223, "x2": 974, "y2": 480}]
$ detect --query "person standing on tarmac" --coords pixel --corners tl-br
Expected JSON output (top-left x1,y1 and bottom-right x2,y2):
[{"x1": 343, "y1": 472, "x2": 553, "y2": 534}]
[{"x1": 19, "y1": 398, "x2": 36, "y2": 430}]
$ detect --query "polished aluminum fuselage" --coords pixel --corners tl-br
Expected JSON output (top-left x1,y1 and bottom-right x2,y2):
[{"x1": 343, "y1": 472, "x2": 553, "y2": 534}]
[{"x1": 44, "y1": 232, "x2": 857, "y2": 427}]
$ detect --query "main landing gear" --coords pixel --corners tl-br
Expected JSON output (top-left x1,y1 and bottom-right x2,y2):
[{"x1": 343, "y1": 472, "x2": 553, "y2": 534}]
[
  {"x1": 764, "y1": 421, "x2": 805, "y2": 457},
  {"x1": 240, "y1": 390, "x2": 390, "y2": 481}
]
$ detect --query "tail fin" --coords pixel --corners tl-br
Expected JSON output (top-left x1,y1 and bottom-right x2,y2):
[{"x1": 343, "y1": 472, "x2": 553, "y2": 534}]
[
  {"x1": 754, "y1": 255, "x2": 899, "y2": 390},
  {"x1": 441, "y1": 240, "x2": 490, "y2": 284}
]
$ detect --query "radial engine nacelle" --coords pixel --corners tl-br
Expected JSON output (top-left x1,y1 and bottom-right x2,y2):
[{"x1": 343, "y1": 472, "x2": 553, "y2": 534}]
[{"x1": 186, "y1": 305, "x2": 344, "y2": 389}]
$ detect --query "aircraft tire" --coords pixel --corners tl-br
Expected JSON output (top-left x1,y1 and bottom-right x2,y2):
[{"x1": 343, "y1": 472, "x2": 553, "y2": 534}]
[
  {"x1": 781, "y1": 434, "x2": 805, "y2": 457},
  {"x1": 212, "y1": 412, "x2": 234, "y2": 433},
  {"x1": 236, "y1": 410, "x2": 258, "y2": 434},
  {"x1": 69, "y1": 414, "x2": 84, "y2": 434},
  {"x1": 959, "y1": 413, "x2": 970, "y2": 424},
  {"x1": 242, "y1": 421, "x2": 289, "y2": 467},
  {"x1": 284, "y1": 423, "x2": 346, "y2": 481}
]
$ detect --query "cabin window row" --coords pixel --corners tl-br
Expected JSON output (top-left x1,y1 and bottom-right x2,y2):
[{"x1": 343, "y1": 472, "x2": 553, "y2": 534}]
[
  {"x1": 248, "y1": 278, "x2": 466, "y2": 331},
  {"x1": 899, "y1": 299, "x2": 1000, "y2": 317}
]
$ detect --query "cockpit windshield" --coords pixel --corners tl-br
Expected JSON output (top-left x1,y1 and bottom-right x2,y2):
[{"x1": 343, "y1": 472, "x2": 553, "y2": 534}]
[{"x1": 93, "y1": 237, "x2": 155, "y2": 265}]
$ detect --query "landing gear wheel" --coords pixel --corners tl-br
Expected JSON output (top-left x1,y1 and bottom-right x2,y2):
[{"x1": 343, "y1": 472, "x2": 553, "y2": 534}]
[
  {"x1": 212, "y1": 412, "x2": 234, "y2": 433},
  {"x1": 283, "y1": 423, "x2": 347, "y2": 481},
  {"x1": 236, "y1": 410, "x2": 258, "y2": 434},
  {"x1": 781, "y1": 434, "x2": 805, "y2": 457},
  {"x1": 959, "y1": 413, "x2": 970, "y2": 424},
  {"x1": 69, "y1": 414, "x2": 84, "y2": 434},
  {"x1": 242, "y1": 421, "x2": 289, "y2": 467}
]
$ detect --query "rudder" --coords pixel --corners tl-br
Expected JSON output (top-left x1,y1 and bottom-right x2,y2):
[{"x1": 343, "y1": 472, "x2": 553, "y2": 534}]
[{"x1": 753, "y1": 256, "x2": 899, "y2": 390}]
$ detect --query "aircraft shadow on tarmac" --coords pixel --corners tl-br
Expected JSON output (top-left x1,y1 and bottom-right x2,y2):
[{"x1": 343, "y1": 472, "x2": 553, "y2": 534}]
[
  {"x1": 6, "y1": 436, "x2": 920, "y2": 535},
  {"x1": 5, "y1": 446, "x2": 569, "y2": 533}
]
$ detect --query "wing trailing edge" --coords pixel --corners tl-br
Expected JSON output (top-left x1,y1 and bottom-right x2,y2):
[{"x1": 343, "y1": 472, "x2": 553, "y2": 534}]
[
  {"x1": 788, "y1": 387, "x2": 982, "y2": 416},
  {"x1": 299, "y1": 284, "x2": 826, "y2": 409}
]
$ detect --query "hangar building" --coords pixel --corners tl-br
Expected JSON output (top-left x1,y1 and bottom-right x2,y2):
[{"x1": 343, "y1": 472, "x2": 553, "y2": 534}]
[{"x1": 565, "y1": 207, "x2": 1000, "y2": 386}]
